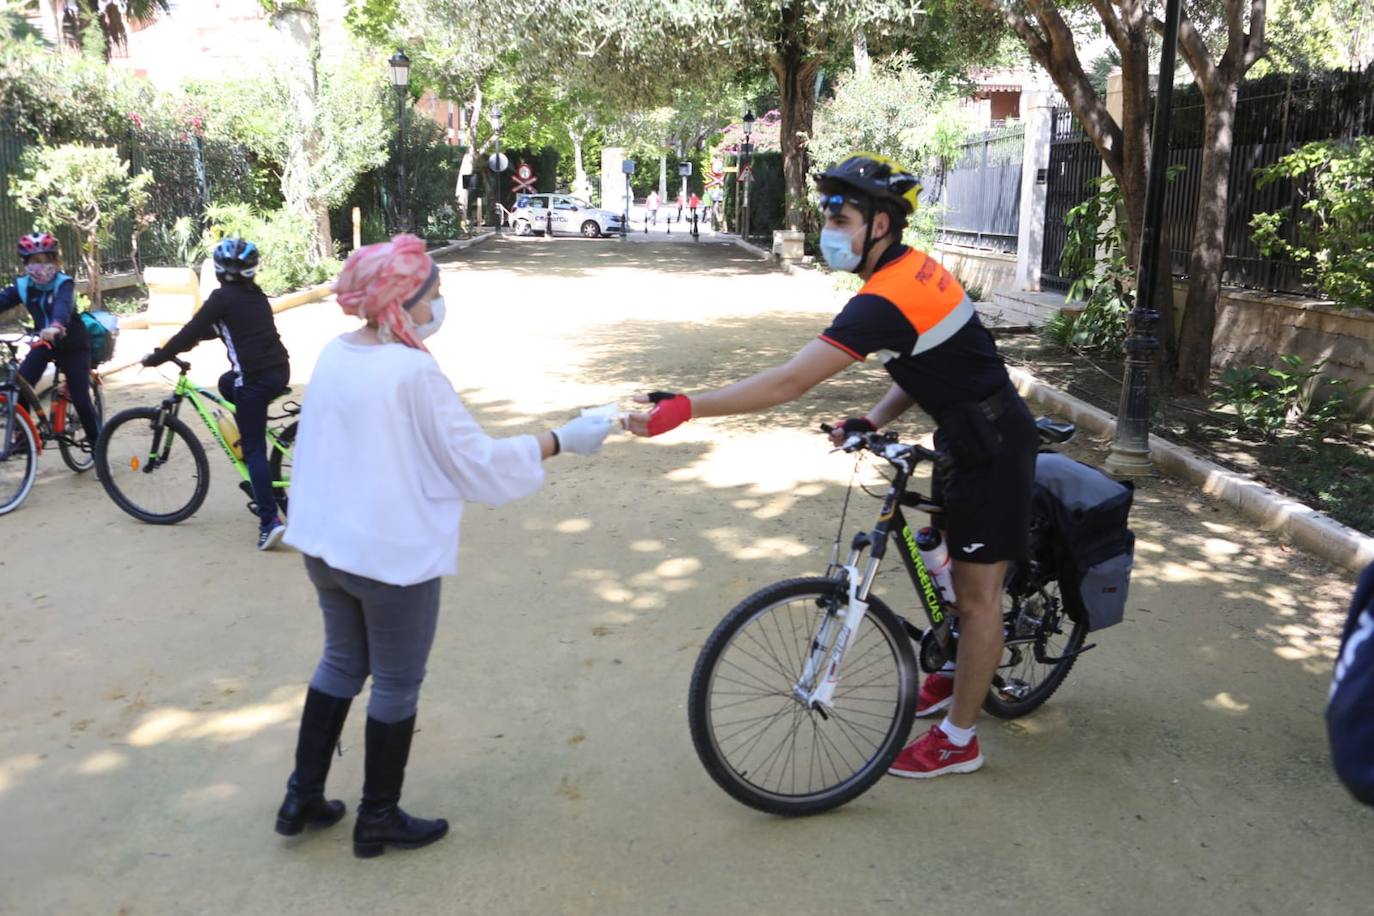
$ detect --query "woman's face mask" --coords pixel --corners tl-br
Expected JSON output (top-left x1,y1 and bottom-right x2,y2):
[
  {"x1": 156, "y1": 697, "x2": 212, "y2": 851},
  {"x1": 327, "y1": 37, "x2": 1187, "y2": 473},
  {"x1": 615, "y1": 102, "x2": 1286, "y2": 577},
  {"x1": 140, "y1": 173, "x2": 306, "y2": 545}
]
[
  {"x1": 25, "y1": 262, "x2": 58, "y2": 285},
  {"x1": 413, "y1": 296, "x2": 446, "y2": 340}
]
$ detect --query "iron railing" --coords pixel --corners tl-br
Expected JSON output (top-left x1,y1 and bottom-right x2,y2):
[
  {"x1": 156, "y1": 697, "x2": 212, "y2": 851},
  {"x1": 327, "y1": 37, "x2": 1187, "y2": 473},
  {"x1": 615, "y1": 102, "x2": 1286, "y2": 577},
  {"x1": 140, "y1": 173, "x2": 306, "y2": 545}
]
[
  {"x1": 929, "y1": 124, "x2": 1025, "y2": 253},
  {"x1": 1041, "y1": 109, "x2": 1103, "y2": 293}
]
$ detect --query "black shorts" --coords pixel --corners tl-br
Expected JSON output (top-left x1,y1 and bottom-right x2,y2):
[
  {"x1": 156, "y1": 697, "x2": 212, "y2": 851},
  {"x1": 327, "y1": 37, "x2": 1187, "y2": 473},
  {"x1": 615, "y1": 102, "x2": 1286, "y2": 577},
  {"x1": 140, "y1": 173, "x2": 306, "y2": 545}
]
[{"x1": 932, "y1": 393, "x2": 1038, "y2": 564}]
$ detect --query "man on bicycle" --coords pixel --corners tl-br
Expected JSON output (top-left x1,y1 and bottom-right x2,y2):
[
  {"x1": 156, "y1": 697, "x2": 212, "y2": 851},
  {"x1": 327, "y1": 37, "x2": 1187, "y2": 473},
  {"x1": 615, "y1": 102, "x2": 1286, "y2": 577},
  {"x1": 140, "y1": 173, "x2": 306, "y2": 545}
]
[
  {"x1": 143, "y1": 238, "x2": 291, "y2": 551},
  {"x1": 628, "y1": 152, "x2": 1038, "y2": 778}
]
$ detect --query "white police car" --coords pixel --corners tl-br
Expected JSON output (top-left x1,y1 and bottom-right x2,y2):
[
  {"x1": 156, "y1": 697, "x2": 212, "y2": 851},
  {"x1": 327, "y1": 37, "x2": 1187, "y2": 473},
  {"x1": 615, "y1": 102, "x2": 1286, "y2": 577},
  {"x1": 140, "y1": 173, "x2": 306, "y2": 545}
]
[{"x1": 510, "y1": 194, "x2": 624, "y2": 238}]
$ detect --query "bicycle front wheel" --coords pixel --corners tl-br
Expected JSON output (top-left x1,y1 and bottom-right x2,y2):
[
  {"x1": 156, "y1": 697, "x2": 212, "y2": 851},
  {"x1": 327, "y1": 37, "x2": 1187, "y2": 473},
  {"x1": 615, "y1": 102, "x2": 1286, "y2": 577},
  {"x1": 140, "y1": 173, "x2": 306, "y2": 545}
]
[
  {"x1": 0, "y1": 406, "x2": 39, "y2": 515},
  {"x1": 95, "y1": 407, "x2": 210, "y2": 524},
  {"x1": 57, "y1": 377, "x2": 104, "y2": 473},
  {"x1": 688, "y1": 577, "x2": 918, "y2": 816}
]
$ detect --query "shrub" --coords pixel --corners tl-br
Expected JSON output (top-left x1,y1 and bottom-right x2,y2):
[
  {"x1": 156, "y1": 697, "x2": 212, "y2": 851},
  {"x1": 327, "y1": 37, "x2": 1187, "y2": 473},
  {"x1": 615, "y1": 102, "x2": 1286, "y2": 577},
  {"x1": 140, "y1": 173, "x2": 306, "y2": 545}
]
[
  {"x1": 1251, "y1": 137, "x2": 1374, "y2": 310},
  {"x1": 1214, "y1": 354, "x2": 1373, "y2": 442},
  {"x1": 10, "y1": 143, "x2": 153, "y2": 309},
  {"x1": 203, "y1": 203, "x2": 339, "y2": 296}
]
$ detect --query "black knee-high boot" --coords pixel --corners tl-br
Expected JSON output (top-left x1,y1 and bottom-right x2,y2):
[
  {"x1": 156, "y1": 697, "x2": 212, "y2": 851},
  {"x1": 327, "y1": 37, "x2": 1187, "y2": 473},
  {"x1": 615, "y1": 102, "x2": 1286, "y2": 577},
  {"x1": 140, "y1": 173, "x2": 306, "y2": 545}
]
[
  {"x1": 275, "y1": 688, "x2": 352, "y2": 836},
  {"x1": 352, "y1": 715, "x2": 449, "y2": 858}
]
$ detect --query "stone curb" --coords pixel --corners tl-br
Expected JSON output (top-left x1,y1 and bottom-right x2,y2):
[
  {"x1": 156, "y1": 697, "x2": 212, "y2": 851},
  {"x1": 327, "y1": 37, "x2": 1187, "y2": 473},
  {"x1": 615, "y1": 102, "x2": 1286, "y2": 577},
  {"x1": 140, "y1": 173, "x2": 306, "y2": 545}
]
[
  {"x1": 1008, "y1": 365, "x2": 1374, "y2": 573},
  {"x1": 729, "y1": 236, "x2": 808, "y2": 276},
  {"x1": 427, "y1": 232, "x2": 496, "y2": 258}
]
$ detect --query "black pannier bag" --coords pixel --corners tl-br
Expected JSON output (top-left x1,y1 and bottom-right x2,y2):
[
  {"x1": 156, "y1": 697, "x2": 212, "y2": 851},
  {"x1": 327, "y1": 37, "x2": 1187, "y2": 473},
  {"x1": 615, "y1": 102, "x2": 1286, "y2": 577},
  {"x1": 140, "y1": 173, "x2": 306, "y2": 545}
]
[{"x1": 1032, "y1": 453, "x2": 1135, "y2": 631}]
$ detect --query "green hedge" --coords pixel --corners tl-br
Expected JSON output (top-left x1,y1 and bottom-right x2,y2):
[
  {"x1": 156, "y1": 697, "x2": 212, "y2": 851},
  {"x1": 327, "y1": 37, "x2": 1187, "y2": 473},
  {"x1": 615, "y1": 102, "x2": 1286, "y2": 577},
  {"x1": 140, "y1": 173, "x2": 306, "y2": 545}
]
[{"x1": 721, "y1": 150, "x2": 785, "y2": 239}]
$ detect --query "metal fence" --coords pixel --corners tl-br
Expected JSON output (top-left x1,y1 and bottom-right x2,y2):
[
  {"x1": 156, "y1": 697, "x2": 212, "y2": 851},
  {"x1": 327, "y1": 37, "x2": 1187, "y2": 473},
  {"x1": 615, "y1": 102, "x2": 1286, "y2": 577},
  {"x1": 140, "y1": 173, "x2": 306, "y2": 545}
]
[
  {"x1": 924, "y1": 125, "x2": 1024, "y2": 253},
  {"x1": 1041, "y1": 109, "x2": 1103, "y2": 292},
  {"x1": 1163, "y1": 66, "x2": 1374, "y2": 294},
  {"x1": 0, "y1": 125, "x2": 250, "y2": 281},
  {"x1": 1041, "y1": 66, "x2": 1374, "y2": 297}
]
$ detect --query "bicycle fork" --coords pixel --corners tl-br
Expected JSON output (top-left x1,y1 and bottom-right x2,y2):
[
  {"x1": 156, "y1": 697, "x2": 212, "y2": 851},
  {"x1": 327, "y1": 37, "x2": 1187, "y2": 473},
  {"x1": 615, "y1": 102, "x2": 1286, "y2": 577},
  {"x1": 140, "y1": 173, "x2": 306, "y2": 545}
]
[{"x1": 796, "y1": 543, "x2": 885, "y2": 714}]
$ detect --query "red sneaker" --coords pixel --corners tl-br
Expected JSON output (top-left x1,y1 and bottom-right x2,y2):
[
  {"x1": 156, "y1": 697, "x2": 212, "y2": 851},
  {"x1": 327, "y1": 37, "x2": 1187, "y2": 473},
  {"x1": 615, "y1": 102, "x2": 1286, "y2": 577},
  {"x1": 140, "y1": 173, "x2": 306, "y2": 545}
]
[
  {"x1": 915, "y1": 673, "x2": 955, "y2": 718},
  {"x1": 888, "y1": 725, "x2": 984, "y2": 779}
]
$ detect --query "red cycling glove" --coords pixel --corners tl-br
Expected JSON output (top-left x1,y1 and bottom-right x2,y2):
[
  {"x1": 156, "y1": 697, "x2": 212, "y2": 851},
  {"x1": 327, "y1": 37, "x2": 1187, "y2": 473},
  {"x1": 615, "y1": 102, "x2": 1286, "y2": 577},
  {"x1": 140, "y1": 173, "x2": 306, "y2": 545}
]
[{"x1": 646, "y1": 391, "x2": 692, "y2": 437}]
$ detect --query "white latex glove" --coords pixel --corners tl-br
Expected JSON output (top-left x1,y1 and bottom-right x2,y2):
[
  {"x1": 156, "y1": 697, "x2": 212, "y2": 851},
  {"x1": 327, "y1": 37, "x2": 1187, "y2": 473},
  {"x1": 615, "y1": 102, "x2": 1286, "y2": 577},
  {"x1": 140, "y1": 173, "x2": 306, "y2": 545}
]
[{"x1": 554, "y1": 414, "x2": 614, "y2": 456}]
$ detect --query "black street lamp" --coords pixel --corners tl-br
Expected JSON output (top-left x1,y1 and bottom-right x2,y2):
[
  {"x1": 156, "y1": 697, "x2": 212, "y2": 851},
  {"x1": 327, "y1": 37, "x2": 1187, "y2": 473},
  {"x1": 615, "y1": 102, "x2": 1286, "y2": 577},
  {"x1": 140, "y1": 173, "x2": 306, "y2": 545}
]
[
  {"x1": 740, "y1": 110, "x2": 755, "y2": 240},
  {"x1": 1104, "y1": 0, "x2": 1180, "y2": 477},
  {"x1": 488, "y1": 104, "x2": 504, "y2": 235},
  {"x1": 389, "y1": 49, "x2": 411, "y2": 234}
]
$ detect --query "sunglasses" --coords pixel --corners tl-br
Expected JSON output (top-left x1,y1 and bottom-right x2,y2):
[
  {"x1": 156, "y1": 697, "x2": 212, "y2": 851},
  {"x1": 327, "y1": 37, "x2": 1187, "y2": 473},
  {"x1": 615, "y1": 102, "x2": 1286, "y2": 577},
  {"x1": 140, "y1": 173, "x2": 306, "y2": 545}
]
[{"x1": 817, "y1": 193, "x2": 861, "y2": 215}]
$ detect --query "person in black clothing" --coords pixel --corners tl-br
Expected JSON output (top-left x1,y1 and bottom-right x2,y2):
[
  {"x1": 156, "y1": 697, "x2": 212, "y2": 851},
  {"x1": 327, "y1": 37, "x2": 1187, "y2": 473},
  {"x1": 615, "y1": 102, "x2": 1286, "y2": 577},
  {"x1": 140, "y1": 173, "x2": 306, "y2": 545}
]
[
  {"x1": 0, "y1": 232, "x2": 101, "y2": 447},
  {"x1": 1329, "y1": 561, "x2": 1374, "y2": 805},
  {"x1": 143, "y1": 238, "x2": 291, "y2": 550}
]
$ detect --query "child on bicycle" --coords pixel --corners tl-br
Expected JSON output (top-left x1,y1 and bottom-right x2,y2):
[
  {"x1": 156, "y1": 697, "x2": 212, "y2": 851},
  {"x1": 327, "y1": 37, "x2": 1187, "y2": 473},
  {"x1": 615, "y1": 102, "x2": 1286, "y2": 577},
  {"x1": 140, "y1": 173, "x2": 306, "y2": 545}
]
[
  {"x1": 274, "y1": 234, "x2": 613, "y2": 857},
  {"x1": 629, "y1": 153, "x2": 1039, "y2": 780},
  {"x1": 0, "y1": 233, "x2": 101, "y2": 447},
  {"x1": 142, "y1": 238, "x2": 291, "y2": 550}
]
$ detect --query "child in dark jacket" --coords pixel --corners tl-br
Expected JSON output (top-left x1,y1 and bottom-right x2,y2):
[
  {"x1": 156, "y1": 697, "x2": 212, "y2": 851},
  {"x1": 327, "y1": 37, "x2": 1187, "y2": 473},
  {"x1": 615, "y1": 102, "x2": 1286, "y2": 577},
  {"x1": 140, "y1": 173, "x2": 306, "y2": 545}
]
[
  {"x1": 0, "y1": 232, "x2": 101, "y2": 446},
  {"x1": 143, "y1": 238, "x2": 291, "y2": 550}
]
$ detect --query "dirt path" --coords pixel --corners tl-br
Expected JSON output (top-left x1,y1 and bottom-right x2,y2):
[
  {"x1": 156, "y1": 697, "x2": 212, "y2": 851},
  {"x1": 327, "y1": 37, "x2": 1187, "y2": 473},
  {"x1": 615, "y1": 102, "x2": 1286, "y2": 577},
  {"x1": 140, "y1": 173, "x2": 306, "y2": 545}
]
[{"x1": 2, "y1": 237, "x2": 1370, "y2": 915}]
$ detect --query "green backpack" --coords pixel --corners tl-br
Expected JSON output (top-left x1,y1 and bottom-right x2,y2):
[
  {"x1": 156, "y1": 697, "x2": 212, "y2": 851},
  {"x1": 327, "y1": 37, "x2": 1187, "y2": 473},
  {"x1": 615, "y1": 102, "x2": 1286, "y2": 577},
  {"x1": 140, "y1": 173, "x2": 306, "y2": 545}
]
[{"x1": 80, "y1": 310, "x2": 119, "y2": 365}]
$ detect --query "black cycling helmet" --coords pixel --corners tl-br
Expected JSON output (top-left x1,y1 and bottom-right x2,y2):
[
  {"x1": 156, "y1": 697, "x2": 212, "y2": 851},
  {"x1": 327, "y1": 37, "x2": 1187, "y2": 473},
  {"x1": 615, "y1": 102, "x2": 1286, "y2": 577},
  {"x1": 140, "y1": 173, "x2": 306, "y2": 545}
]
[
  {"x1": 213, "y1": 237, "x2": 260, "y2": 282},
  {"x1": 815, "y1": 153, "x2": 922, "y2": 271},
  {"x1": 815, "y1": 153, "x2": 921, "y2": 215}
]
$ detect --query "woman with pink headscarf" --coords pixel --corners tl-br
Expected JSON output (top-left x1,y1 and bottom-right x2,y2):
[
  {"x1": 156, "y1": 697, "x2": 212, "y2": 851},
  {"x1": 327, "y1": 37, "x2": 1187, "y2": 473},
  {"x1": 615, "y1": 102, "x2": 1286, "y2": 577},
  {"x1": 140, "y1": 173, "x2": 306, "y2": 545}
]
[{"x1": 275, "y1": 235, "x2": 612, "y2": 858}]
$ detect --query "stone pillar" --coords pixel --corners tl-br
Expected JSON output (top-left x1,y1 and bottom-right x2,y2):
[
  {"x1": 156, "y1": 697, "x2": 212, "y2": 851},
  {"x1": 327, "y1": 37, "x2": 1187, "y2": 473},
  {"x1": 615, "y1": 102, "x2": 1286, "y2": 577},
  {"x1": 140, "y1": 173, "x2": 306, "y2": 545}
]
[
  {"x1": 601, "y1": 147, "x2": 628, "y2": 215},
  {"x1": 1014, "y1": 89, "x2": 1053, "y2": 292}
]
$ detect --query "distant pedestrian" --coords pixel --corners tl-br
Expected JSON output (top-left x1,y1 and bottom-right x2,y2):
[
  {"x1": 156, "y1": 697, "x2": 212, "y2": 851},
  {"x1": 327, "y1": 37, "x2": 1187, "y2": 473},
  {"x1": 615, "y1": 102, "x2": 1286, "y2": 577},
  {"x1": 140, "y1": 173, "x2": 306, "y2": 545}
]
[
  {"x1": 676, "y1": 191, "x2": 685, "y2": 222},
  {"x1": 645, "y1": 190, "x2": 660, "y2": 227},
  {"x1": 689, "y1": 192, "x2": 700, "y2": 214}
]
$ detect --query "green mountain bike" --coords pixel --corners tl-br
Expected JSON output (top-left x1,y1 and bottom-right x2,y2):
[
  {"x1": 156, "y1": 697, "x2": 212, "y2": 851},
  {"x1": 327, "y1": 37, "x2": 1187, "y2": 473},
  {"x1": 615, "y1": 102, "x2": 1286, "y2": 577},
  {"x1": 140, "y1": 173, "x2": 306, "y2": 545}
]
[{"x1": 93, "y1": 356, "x2": 297, "y2": 524}]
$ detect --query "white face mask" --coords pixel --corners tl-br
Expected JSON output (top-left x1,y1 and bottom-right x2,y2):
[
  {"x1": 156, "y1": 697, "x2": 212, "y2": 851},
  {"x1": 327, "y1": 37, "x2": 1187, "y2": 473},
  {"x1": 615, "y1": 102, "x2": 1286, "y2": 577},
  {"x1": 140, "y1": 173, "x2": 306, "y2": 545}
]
[{"x1": 413, "y1": 296, "x2": 446, "y2": 340}]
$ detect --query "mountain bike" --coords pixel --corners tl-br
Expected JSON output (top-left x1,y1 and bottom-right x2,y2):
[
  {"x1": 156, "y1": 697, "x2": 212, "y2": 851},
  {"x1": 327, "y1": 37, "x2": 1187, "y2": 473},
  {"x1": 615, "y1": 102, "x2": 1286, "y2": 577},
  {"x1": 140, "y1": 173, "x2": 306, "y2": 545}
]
[
  {"x1": 687, "y1": 419, "x2": 1089, "y2": 816},
  {"x1": 93, "y1": 355, "x2": 297, "y2": 524},
  {"x1": 0, "y1": 333, "x2": 106, "y2": 515}
]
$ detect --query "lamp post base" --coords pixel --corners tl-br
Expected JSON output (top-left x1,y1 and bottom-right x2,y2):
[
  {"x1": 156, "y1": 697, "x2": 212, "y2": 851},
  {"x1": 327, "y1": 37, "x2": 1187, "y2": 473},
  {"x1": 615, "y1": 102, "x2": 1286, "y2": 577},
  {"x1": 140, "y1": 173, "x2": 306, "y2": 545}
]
[{"x1": 1102, "y1": 443, "x2": 1153, "y2": 478}]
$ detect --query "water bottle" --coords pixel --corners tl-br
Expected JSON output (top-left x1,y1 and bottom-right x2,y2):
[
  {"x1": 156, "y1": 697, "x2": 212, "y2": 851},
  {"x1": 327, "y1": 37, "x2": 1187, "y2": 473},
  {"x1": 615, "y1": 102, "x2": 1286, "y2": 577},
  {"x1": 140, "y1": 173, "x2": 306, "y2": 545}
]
[
  {"x1": 915, "y1": 527, "x2": 957, "y2": 606},
  {"x1": 214, "y1": 407, "x2": 244, "y2": 460}
]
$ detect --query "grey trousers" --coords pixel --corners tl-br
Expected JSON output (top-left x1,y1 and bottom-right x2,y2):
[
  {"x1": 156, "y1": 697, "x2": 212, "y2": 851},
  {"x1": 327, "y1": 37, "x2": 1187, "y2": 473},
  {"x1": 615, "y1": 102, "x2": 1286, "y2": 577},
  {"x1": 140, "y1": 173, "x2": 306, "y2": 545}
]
[{"x1": 303, "y1": 555, "x2": 442, "y2": 724}]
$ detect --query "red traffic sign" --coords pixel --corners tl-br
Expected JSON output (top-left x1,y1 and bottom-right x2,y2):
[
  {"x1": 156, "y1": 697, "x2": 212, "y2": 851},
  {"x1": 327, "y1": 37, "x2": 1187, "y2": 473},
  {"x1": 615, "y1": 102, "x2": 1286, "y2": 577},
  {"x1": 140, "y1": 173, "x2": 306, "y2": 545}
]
[
  {"x1": 738, "y1": 165, "x2": 754, "y2": 184},
  {"x1": 512, "y1": 162, "x2": 537, "y2": 194}
]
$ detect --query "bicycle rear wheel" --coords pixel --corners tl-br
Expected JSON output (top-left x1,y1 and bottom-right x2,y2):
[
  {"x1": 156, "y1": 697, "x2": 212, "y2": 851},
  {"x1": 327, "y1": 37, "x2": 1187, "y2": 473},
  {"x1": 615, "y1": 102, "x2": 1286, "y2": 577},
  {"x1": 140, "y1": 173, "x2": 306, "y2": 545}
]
[
  {"x1": 267, "y1": 419, "x2": 296, "y2": 517},
  {"x1": 688, "y1": 577, "x2": 918, "y2": 816},
  {"x1": 0, "y1": 406, "x2": 39, "y2": 515},
  {"x1": 56, "y1": 376, "x2": 104, "y2": 473},
  {"x1": 982, "y1": 577, "x2": 1087, "y2": 719},
  {"x1": 95, "y1": 407, "x2": 210, "y2": 524}
]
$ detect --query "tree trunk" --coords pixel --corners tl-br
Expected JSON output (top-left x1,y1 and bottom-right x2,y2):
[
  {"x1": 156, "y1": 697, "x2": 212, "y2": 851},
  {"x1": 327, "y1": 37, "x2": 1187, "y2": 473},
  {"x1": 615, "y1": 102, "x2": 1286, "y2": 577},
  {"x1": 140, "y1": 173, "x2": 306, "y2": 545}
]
[
  {"x1": 456, "y1": 86, "x2": 482, "y2": 229},
  {"x1": 83, "y1": 232, "x2": 101, "y2": 310},
  {"x1": 273, "y1": 5, "x2": 332, "y2": 262},
  {"x1": 853, "y1": 32, "x2": 871, "y2": 77},
  {"x1": 770, "y1": 43, "x2": 820, "y2": 231},
  {"x1": 1174, "y1": 80, "x2": 1238, "y2": 394}
]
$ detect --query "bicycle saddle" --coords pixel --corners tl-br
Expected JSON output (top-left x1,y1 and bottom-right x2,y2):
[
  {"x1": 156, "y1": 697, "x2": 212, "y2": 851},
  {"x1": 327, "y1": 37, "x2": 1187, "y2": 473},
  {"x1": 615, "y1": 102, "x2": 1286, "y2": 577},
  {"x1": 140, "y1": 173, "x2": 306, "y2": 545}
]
[{"x1": 1036, "y1": 417, "x2": 1076, "y2": 444}]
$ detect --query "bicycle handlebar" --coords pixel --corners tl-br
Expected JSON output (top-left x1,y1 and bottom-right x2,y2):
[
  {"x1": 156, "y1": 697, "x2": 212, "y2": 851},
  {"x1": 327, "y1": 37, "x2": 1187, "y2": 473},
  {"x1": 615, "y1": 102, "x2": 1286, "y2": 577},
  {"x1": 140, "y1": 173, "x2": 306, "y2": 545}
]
[{"x1": 818, "y1": 423, "x2": 942, "y2": 468}]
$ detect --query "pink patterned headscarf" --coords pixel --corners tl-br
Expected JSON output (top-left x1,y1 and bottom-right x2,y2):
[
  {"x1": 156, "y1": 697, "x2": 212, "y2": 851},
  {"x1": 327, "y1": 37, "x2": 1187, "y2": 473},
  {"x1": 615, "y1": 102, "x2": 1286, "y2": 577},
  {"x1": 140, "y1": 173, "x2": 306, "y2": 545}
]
[{"x1": 333, "y1": 234, "x2": 439, "y2": 352}]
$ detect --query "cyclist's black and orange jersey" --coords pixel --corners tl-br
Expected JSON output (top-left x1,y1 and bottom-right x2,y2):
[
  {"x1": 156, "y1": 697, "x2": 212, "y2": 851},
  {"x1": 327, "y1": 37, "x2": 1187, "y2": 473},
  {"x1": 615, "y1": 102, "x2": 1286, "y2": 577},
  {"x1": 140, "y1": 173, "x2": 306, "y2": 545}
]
[{"x1": 819, "y1": 244, "x2": 1010, "y2": 418}]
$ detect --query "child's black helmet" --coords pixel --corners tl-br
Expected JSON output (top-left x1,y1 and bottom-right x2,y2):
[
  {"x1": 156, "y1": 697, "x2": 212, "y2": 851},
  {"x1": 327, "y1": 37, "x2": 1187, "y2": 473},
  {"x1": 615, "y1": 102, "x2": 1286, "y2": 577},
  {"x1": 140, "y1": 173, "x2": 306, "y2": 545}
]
[{"x1": 213, "y1": 238, "x2": 260, "y2": 281}]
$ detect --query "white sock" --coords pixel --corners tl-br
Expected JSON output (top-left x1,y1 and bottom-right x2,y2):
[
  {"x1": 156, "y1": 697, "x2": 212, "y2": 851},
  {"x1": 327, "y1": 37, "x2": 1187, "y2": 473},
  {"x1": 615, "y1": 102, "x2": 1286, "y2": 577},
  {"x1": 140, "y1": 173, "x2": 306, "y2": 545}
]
[{"x1": 939, "y1": 716, "x2": 975, "y2": 747}]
